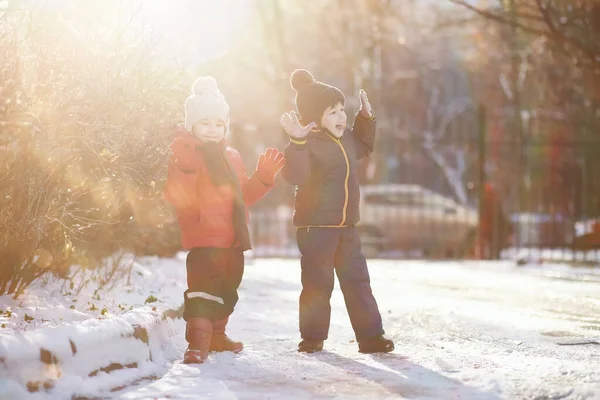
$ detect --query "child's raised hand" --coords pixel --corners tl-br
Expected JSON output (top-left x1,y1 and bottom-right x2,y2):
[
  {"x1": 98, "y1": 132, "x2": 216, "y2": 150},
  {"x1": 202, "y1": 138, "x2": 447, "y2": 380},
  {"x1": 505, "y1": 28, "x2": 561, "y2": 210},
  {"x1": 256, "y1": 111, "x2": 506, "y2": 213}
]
[
  {"x1": 280, "y1": 111, "x2": 317, "y2": 139},
  {"x1": 358, "y1": 89, "x2": 373, "y2": 119},
  {"x1": 257, "y1": 147, "x2": 285, "y2": 185}
]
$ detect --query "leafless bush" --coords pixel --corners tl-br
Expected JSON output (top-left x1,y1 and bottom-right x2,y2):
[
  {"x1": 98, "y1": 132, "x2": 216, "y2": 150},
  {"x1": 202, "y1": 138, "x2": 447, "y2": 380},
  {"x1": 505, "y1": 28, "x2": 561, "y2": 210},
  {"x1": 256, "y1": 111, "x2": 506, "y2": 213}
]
[{"x1": 0, "y1": 4, "x2": 184, "y2": 298}]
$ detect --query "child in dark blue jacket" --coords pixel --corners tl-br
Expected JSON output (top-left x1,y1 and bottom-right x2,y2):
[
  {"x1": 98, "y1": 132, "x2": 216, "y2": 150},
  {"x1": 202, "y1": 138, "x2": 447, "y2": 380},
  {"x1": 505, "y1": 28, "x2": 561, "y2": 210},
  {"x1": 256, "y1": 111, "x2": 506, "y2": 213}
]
[{"x1": 280, "y1": 69, "x2": 394, "y2": 354}]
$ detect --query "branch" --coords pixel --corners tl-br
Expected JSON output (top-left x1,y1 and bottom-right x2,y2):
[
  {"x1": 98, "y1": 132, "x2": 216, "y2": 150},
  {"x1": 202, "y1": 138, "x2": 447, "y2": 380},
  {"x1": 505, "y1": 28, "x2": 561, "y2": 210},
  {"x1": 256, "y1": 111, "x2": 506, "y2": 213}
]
[
  {"x1": 435, "y1": 99, "x2": 473, "y2": 140},
  {"x1": 533, "y1": 0, "x2": 599, "y2": 65},
  {"x1": 449, "y1": 0, "x2": 600, "y2": 67},
  {"x1": 422, "y1": 133, "x2": 468, "y2": 205},
  {"x1": 447, "y1": 0, "x2": 549, "y2": 36}
]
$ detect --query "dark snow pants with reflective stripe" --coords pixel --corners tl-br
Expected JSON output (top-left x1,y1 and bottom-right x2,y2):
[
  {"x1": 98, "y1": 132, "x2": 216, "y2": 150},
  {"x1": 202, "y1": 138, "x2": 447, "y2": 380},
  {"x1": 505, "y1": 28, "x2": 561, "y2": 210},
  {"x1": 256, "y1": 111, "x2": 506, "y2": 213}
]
[
  {"x1": 183, "y1": 247, "x2": 244, "y2": 322},
  {"x1": 296, "y1": 226, "x2": 384, "y2": 341}
]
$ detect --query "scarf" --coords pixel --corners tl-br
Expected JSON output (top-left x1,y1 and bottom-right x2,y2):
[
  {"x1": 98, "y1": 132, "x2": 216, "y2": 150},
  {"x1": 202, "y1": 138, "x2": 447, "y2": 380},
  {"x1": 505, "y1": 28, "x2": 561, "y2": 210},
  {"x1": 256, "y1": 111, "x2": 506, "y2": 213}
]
[{"x1": 200, "y1": 142, "x2": 251, "y2": 251}]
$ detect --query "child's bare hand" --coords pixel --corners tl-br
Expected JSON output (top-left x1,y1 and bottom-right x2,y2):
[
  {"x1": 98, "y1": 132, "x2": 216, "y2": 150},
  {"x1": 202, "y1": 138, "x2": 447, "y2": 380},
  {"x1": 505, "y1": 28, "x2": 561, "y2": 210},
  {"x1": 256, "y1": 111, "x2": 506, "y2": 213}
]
[
  {"x1": 358, "y1": 89, "x2": 373, "y2": 119},
  {"x1": 280, "y1": 111, "x2": 316, "y2": 139},
  {"x1": 257, "y1": 147, "x2": 285, "y2": 185}
]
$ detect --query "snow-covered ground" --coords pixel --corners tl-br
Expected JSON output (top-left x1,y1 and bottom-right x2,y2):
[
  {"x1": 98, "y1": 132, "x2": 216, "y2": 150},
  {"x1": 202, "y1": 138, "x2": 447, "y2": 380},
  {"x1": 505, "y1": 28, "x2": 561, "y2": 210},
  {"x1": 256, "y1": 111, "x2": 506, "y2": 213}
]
[{"x1": 1, "y1": 254, "x2": 600, "y2": 399}]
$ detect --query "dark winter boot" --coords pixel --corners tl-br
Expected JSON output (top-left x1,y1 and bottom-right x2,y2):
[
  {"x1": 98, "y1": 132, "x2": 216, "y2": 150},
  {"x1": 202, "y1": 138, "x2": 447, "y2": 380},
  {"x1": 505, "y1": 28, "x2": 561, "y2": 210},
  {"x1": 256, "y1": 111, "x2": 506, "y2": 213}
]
[
  {"x1": 210, "y1": 317, "x2": 243, "y2": 353},
  {"x1": 298, "y1": 339, "x2": 324, "y2": 353},
  {"x1": 183, "y1": 318, "x2": 212, "y2": 364},
  {"x1": 358, "y1": 334, "x2": 394, "y2": 354}
]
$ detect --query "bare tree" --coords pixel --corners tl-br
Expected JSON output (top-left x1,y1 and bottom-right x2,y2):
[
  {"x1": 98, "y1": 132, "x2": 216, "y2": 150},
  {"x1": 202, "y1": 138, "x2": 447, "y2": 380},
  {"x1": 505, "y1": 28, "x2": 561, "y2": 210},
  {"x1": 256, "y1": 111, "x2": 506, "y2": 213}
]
[{"x1": 447, "y1": 0, "x2": 600, "y2": 74}]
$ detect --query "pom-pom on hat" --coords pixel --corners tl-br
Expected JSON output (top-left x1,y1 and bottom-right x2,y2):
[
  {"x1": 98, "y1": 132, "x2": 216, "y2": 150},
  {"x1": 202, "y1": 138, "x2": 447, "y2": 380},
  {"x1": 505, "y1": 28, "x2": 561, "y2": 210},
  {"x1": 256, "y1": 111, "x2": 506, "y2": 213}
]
[
  {"x1": 184, "y1": 76, "x2": 230, "y2": 132},
  {"x1": 290, "y1": 69, "x2": 345, "y2": 126}
]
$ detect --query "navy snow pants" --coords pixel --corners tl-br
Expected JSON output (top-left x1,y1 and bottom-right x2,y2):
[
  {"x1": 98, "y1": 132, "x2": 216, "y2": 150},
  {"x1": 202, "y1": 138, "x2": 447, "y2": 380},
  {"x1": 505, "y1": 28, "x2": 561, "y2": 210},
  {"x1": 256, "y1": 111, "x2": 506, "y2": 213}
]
[
  {"x1": 183, "y1": 247, "x2": 244, "y2": 322},
  {"x1": 296, "y1": 226, "x2": 384, "y2": 341}
]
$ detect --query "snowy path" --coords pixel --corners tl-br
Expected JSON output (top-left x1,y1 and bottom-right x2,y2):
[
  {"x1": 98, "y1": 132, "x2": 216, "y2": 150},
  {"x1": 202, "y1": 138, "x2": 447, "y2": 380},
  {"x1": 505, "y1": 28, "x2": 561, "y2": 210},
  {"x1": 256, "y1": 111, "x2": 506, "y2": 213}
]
[{"x1": 117, "y1": 259, "x2": 600, "y2": 400}]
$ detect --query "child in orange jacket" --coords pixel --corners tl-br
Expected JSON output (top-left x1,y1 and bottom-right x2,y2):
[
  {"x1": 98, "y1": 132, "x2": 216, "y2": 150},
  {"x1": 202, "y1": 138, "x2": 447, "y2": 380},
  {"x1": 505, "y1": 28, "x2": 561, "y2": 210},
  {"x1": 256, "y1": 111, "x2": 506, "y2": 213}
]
[{"x1": 164, "y1": 77, "x2": 284, "y2": 363}]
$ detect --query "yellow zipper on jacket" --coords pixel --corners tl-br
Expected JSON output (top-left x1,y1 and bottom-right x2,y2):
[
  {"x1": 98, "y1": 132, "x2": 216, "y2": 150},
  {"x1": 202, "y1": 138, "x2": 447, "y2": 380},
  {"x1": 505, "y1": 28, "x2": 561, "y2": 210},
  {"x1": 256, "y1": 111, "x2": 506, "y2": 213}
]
[{"x1": 326, "y1": 133, "x2": 350, "y2": 227}]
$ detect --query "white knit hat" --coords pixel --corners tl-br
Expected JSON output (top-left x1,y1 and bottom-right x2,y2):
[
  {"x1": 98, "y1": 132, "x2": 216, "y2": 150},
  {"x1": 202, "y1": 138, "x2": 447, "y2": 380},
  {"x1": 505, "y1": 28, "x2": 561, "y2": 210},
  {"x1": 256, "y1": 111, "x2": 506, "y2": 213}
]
[{"x1": 184, "y1": 76, "x2": 230, "y2": 132}]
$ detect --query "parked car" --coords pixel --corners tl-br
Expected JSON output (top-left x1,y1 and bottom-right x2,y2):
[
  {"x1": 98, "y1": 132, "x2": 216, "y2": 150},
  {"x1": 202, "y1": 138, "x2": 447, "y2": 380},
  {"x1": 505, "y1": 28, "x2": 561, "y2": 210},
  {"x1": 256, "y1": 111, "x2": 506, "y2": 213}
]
[{"x1": 358, "y1": 184, "x2": 478, "y2": 257}]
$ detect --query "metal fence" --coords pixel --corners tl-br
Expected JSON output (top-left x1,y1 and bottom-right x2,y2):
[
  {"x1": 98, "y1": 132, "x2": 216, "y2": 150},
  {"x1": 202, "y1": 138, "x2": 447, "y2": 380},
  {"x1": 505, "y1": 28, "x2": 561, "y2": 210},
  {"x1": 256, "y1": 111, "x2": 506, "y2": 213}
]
[{"x1": 248, "y1": 106, "x2": 600, "y2": 265}]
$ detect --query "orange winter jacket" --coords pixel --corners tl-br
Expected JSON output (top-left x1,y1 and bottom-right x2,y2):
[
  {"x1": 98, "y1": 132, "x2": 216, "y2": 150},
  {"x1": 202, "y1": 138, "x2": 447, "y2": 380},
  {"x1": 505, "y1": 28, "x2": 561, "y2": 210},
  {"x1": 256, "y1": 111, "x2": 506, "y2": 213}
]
[{"x1": 163, "y1": 126, "x2": 272, "y2": 250}]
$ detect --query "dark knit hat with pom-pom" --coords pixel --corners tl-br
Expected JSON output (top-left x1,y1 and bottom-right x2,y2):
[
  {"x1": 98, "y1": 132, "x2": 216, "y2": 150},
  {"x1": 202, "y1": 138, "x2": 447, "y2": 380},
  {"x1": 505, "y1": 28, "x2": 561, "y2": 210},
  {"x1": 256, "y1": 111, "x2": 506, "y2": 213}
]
[{"x1": 290, "y1": 69, "x2": 345, "y2": 126}]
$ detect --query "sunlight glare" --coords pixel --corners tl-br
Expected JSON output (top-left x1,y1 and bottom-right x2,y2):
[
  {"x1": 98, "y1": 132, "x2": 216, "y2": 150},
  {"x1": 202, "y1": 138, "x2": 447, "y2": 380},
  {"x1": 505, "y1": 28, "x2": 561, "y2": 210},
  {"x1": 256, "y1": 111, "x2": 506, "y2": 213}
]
[{"x1": 138, "y1": 0, "x2": 253, "y2": 66}]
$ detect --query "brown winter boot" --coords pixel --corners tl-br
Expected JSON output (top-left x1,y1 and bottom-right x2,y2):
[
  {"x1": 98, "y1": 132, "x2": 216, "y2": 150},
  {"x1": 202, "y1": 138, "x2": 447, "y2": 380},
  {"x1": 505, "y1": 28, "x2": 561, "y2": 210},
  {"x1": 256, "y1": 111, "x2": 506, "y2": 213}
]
[
  {"x1": 209, "y1": 317, "x2": 243, "y2": 353},
  {"x1": 183, "y1": 318, "x2": 212, "y2": 364}
]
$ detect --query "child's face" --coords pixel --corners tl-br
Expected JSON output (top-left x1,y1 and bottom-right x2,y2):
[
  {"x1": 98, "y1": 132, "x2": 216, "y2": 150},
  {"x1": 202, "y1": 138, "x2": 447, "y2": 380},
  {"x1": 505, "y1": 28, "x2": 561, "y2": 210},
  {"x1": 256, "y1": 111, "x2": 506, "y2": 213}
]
[
  {"x1": 192, "y1": 117, "x2": 226, "y2": 143},
  {"x1": 320, "y1": 102, "x2": 347, "y2": 138}
]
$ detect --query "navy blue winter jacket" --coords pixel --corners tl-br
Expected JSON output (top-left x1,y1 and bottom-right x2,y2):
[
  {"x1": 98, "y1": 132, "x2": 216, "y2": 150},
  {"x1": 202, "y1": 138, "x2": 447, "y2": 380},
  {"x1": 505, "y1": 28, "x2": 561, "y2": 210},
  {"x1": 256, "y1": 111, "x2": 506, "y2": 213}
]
[{"x1": 282, "y1": 113, "x2": 376, "y2": 227}]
